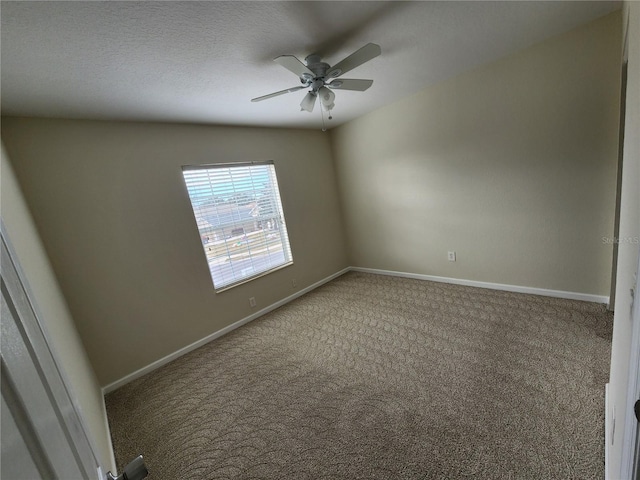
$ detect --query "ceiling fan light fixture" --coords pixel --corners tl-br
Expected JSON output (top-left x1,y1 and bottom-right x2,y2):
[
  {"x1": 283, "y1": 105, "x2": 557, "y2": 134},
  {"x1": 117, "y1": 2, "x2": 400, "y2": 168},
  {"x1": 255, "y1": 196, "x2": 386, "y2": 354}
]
[
  {"x1": 300, "y1": 91, "x2": 317, "y2": 112},
  {"x1": 321, "y1": 101, "x2": 335, "y2": 112},
  {"x1": 319, "y1": 86, "x2": 335, "y2": 111}
]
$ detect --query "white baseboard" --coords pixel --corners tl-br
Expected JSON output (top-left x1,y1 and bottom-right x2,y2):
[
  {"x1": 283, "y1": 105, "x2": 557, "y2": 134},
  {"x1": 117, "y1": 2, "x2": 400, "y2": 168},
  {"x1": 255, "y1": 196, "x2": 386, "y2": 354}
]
[
  {"x1": 103, "y1": 265, "x2": 607, "y2": 394},
  {"x1": 349, "y1": 267, "x2": 609, "y2": 304},
  {"x1": 102, "y1": 268, "x2": 350, "y2": 394}
]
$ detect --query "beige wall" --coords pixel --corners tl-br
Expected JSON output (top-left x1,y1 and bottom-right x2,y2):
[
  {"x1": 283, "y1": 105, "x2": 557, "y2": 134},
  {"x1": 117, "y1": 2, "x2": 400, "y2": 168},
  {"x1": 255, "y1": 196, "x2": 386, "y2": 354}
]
[
  {"x1": 1, "y1": 119, "x2": 348, "y2": 386},
  {"x1": 331, "y1": 12, "x2": 621, "y2": 296},
  {"x1": 607, "y1": 2, "x2": 640, "y2": 478},
  {"x1": 0, "y1": 144, "x2": 115, "y2": 472}
]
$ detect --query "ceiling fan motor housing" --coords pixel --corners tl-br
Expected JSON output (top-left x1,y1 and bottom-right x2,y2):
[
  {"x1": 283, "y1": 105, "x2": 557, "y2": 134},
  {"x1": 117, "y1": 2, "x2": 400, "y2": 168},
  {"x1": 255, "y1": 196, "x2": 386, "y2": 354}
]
[{"x1": 302, "y1": 54, "x2": 332, "y2": 91}]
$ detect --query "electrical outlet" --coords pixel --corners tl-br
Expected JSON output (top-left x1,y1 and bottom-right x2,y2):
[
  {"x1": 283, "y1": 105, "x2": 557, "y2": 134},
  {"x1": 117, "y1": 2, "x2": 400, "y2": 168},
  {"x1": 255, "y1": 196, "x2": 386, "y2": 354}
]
[
  {"x1": 249, "y1": 297, "x2": 256, "y2": 308},
  {"x1": 292, "y1": 278, "x2": 297, "y2": 288},
  {"x1": 448, "y1": 251, "x2": 456, "y2": 262}
]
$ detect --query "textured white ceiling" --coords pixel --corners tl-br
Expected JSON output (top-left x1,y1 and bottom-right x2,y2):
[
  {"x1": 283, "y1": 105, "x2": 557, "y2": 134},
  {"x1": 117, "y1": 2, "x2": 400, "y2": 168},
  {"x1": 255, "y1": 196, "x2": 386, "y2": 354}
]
[{"x1": 1, "y1": 1, "x2": 621, "y2": 130}]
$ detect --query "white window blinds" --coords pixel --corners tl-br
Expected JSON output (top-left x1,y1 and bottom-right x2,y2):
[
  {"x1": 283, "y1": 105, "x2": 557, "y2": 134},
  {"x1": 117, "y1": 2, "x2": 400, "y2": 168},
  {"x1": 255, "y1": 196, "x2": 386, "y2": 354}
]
[{"x1": 182, "y1": 162, "x2": 293, "y2": 291}]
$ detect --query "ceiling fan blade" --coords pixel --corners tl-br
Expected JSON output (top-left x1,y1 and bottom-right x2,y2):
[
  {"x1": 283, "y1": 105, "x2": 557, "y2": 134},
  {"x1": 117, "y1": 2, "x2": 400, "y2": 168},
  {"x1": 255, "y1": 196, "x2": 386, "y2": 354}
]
[
  {"x1": 326, "y1": 43, "x2": 381, "y2": 78},
  {"x1": 274, "y1": 55, "x2": 314, "y2": 77},
  {"x1": 251, "y1": 86, "x2": 306, "y2": 102},
  {"x1": 328, "y1": 79, "x2": 374, "y2": 91},
  {"x1": 300, "y1": 92, "x2": 317, "y2": 112}
]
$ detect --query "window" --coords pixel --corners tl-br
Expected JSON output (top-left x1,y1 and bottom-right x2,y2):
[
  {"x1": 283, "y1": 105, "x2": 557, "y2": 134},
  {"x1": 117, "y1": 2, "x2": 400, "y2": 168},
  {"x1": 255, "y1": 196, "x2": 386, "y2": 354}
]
[{"x1": 182, "y1": 162, "x2": 293, "y2": 291}]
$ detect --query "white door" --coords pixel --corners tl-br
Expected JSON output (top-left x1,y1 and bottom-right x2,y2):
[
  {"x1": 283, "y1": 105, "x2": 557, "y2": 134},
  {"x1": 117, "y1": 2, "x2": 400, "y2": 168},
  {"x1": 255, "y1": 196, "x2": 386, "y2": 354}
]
[
  {"x1": 1, "y1": 228, "x2": 103, "y2": 479},
  {"x1": 623, "y1": 245, "x2": 640, "y2": 480}
]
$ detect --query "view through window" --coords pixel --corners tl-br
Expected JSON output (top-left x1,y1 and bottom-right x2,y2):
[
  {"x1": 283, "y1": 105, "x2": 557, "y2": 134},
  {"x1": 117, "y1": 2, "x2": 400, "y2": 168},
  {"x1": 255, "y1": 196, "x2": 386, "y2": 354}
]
[{"x1": 182, "y1": 162, "x2": 293, "y2": 291}]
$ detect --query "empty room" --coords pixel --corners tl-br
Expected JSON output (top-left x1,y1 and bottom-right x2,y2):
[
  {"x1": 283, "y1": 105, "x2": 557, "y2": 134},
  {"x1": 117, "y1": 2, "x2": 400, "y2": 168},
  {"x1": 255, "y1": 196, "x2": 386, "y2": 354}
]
[{"x1": 1, "y1": 1, "x2": 639, "y2": 479}]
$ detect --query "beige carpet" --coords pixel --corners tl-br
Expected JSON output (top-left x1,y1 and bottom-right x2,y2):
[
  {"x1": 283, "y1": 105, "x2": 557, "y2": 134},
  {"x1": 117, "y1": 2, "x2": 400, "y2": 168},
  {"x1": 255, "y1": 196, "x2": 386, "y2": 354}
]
[{"x1": 105, "y1": 272, "x2": 612, "y2": 479}]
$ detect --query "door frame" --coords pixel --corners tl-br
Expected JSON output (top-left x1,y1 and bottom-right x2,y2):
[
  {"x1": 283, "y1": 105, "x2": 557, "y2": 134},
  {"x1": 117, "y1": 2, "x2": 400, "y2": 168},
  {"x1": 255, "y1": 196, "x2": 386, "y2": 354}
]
[
  {"x1": 608, "y1": 61, "x2": 628, "y2": 311},
  {"x1": 1, "y1": 222, "x2": 106, "y2": 479}
]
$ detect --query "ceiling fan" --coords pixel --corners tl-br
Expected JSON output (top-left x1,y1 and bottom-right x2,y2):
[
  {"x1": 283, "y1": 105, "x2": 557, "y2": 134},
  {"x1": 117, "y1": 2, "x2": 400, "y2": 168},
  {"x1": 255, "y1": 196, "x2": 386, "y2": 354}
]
[{"x1": 251, "y1": 43, "x2": 381, "y2": 115}]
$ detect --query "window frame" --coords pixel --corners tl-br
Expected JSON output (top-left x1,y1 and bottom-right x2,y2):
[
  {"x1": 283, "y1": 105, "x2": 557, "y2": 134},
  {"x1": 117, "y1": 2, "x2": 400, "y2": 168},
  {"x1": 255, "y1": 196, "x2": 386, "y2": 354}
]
[{"x1": 181, "y1": 160, "x2": 294, "y2": 292}]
